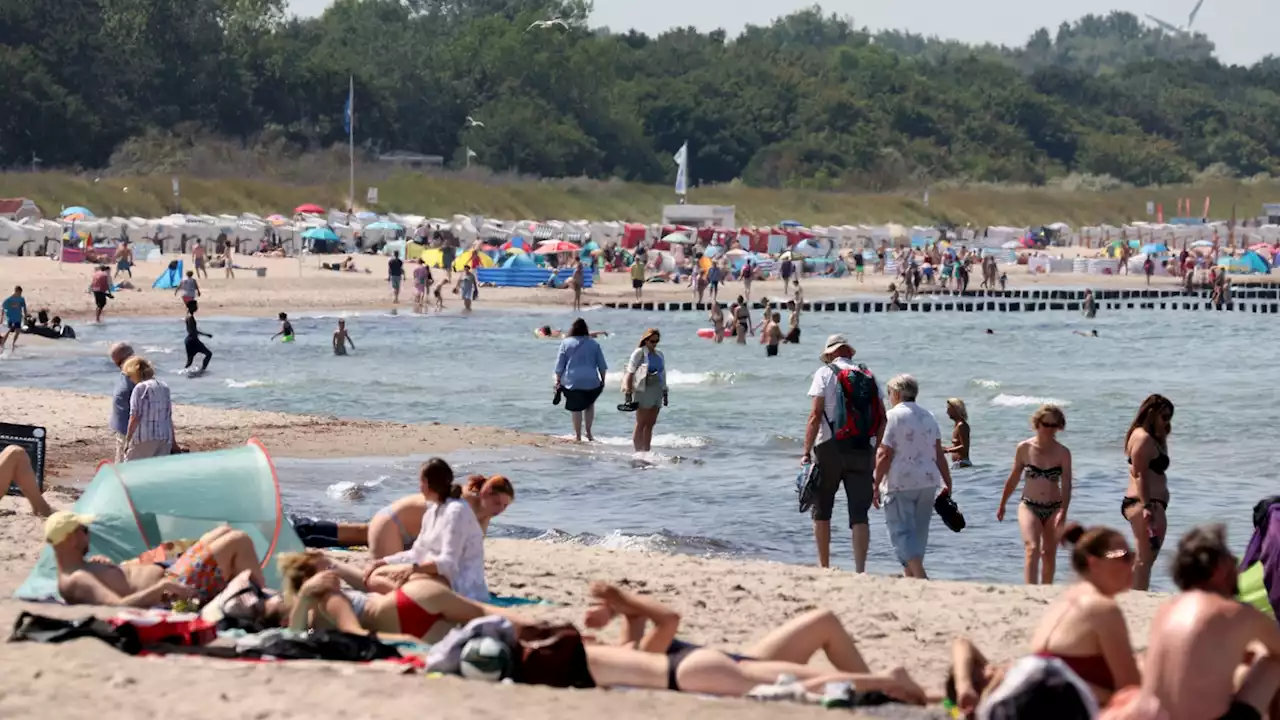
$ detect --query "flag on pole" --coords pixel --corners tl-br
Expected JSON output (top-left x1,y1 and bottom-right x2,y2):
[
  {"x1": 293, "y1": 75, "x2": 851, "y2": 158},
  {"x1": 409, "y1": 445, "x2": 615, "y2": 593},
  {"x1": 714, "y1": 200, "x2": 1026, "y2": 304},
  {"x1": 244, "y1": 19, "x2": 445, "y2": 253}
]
[
  {"x1": 673, "y1": 142, "x2": 689, "y2": 196},
  {"x1": 466, "y1": 148, "x2": 478, "y2": 158},
  {"x1": 344, "y1": 79, "x2": 353, "y2": 136}
]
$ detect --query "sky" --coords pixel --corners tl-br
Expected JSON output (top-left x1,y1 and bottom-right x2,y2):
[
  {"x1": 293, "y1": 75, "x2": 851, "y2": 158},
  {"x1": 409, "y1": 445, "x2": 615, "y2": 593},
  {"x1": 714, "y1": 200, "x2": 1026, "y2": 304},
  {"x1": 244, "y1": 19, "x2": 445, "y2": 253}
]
[{"x1": 287, "y1": 0, "x2": 1270, "y2": 66}]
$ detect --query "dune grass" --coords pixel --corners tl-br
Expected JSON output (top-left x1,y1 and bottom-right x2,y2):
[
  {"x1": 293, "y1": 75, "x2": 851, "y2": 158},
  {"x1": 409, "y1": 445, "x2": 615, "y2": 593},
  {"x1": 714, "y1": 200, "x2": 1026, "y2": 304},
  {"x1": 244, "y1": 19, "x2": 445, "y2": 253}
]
[{"x1": 2, "y1": 171, "x2": 1278, "y2": 227}]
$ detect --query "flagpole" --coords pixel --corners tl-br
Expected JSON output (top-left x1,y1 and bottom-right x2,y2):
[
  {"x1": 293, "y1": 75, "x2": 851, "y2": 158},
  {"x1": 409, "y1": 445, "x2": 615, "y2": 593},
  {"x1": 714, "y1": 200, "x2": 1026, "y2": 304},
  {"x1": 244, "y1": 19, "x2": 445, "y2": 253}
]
[{"x1": 347, "y1": 75, "x2": 354, "y2": 211}]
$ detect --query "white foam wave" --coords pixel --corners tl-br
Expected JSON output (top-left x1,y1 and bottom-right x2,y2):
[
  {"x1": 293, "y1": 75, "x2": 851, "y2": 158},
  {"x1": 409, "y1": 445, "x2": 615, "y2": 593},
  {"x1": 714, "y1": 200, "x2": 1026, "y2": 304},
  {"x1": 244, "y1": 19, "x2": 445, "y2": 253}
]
[
  {"x1": 604, "y1": 370, "x2": 740, "y2": 386},
  {"x1": 971, "y1": 378, "x2": 1001, "y2": 389},
  {"x1": 224, "y1": 378, "x2": 274, "y2": 389},
  {"x1": 584, "y1": 434, "x2": 710, "y2": 449},
  {"x1": 141, "y1": 346, "x2": 175, "y2": 355},
  {"x1": 991, "y1": 393, "x2": 1071, "y2": 408},
  {"x1": 325, "y1": 481, "x2": 367, "y2": 501}
]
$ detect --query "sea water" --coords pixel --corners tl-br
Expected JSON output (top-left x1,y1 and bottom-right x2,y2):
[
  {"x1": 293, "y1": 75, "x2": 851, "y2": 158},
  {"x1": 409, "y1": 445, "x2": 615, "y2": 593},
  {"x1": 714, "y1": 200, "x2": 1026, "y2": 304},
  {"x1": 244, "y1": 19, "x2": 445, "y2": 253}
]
[{"x1": 4, "y1": 304, "x2": 1272, "y2": 591}]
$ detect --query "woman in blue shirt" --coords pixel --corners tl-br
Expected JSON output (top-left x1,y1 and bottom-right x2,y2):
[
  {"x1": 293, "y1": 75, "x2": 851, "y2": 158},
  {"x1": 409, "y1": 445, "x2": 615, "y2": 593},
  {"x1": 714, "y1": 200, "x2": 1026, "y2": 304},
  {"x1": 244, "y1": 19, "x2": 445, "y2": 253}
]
[{"x1": 554, "y1": 318, "x2": 608, "y2": 442}]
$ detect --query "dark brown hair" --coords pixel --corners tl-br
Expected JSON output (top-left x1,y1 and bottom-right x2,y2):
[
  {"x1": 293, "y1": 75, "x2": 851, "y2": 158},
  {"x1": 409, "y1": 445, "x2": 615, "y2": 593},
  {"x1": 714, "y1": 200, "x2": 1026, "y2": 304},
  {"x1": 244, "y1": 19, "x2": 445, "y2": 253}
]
[
  {"x1": 569, "y1": 318, "x2": 589, "y2": 337},
  {"x1": 1125, "y1": 394, "x2": 1175, "y2": 446},
  {"x1": 1060, "y1": 522, "x2": 1126, "y2": 574},
  {"x1": 1172, "y1": 524, "x2": 1232, "y2": 591},
  {"x1": 420, "y1": 457, "x2": 459, "y2": 500}
]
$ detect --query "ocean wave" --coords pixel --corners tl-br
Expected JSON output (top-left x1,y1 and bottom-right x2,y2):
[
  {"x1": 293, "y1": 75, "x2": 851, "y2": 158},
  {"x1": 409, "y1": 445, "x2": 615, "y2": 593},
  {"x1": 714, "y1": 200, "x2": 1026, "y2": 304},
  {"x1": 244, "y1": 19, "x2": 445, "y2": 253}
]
[
  {"x1": 533, "y1": 528, "x2": 739, "y2": 556},
  {"x1": 224, "y1": 378, "x2": 275, "y2": 389},
  {"x1": 604, "y1": 370, "x2": 741, "y2": 386},
  {"x1": 587, "y1": 434, "x2": 710, "y2": 449},
  {"x1": 991, "y1": 393, "x2": 1071, "y2": 408},
  {"x1": 971, "y1": 378, "x2": 1002, "y2": 389},
  {"x1": 325, "y1": 480, "x2": 367, "y2": 501},
  {"x1": 141, "y1": 346, "x2": 175, "y2": 355}
]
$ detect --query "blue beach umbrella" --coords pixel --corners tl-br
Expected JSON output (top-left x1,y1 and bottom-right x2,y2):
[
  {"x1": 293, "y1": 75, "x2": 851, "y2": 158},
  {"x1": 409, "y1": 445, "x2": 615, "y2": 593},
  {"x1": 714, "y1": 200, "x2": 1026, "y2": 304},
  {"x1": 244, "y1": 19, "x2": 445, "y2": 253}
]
[
  {"x1": 365, "y1": 221, "x2": 403, "y2": 231},
  {"x1": 301, "y1": 227, "x2": 339, "y2": 241},
  {"x1": 1140, "y1": 243, "x2": 1168, "y2": 255},
  {"x1": 60, "y1": 206, "x2": 94, "y2": 218}
]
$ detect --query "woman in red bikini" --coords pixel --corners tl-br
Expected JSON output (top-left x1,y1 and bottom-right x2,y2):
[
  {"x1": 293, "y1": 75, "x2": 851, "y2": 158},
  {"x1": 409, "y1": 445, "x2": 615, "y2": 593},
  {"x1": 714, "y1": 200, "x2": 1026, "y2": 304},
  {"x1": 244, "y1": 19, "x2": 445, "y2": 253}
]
[
  {"x1": 949, "y1": 523, "x2": 1141, "y2": 715},
  {"x1": 277, "y1": 550, "x2": 509, "y2": 642}
]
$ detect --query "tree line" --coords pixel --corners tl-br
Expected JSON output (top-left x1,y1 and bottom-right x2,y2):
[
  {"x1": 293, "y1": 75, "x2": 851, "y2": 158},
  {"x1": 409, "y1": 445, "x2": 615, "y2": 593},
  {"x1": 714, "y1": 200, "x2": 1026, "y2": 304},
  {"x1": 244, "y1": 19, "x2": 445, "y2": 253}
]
[{"x1": 2, "y1": 0, "x2": 1278, "y2": 190}]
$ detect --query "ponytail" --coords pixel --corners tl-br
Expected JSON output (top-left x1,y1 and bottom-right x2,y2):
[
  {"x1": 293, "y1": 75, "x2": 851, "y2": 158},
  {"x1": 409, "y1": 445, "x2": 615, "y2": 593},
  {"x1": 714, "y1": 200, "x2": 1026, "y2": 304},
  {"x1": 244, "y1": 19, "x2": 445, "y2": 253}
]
[
  {"x1": 448, "y1": 483, "x2": 463, "y2": 500},
  {"x1": 420, "y1": 457, "x2": 455, "y2": 502}
]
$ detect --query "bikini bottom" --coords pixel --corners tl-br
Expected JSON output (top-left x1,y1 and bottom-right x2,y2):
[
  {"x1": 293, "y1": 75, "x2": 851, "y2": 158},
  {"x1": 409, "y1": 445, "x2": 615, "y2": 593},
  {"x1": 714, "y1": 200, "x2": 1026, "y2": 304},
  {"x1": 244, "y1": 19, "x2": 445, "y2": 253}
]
[{"x1": 1022, "y1": 498, "x2": 1061, "y2": 523}]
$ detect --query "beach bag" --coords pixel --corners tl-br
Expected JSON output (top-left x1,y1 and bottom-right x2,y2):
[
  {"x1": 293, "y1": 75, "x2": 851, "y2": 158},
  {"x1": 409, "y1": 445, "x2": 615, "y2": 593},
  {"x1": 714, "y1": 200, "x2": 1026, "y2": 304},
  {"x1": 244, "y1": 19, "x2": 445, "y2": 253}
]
[
  {"x1": 9, "y1": 611, "x2": 142, "y2": 655},
  {"x1": 512, "y1": 623, "x2": 594, "y2": 689},
  {"x1": 824, "y1": 363, "x2": 884, "y2": 451},
  {"x1": 108, "y1": 609, "x2": 217, "y2": 648},
  {"x1": 934, "y1": 491, "x2": 966, "y2": 533},
  {"x1": 797, "y1": 462, "x2": 820, "y2": 514},
  {"x1": 241, "y1": 628, "x2": 401, "y2": 662}
]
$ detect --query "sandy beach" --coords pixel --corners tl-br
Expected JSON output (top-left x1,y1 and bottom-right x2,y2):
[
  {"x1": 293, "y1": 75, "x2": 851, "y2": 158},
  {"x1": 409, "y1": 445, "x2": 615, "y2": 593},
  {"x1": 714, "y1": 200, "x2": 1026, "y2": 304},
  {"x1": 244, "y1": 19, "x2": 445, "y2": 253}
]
[
  {"x1": 0, "y1": 387, "x2": 556, "y2": 487},
  {"x1": 0, "y1": 252, "x2": 1247, "y2": 322}
]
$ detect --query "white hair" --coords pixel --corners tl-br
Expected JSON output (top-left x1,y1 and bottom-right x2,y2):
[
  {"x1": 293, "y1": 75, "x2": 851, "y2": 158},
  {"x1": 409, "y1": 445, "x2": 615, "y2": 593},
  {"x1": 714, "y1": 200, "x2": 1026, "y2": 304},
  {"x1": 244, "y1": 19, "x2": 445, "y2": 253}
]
[
  {"x1": 108, "y1": 342, "x2": 134, "y2": 365},
  {"x1": 887, "y1": 374, "x2": 919, "y2": 402}
]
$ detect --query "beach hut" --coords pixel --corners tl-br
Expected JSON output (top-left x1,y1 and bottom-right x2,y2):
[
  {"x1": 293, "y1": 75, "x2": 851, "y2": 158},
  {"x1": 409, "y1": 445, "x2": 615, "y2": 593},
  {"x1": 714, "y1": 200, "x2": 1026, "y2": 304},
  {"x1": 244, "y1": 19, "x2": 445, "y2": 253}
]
[{"x1": 15, "y1": 441, "x2": 303, "y2": 601}]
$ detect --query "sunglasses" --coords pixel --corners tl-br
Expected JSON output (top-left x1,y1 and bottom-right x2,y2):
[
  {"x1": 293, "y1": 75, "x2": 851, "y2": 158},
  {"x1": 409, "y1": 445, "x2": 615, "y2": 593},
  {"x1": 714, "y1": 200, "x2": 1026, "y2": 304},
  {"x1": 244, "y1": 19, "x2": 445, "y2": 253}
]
[{"x1": 1039, "y1": 422, "x2": 1062, "y2": 429}]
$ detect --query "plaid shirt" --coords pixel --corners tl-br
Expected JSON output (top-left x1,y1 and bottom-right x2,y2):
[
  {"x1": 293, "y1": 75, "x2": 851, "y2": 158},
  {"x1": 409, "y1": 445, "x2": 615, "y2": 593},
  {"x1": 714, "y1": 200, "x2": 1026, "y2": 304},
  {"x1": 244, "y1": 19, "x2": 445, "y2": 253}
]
[{"x1": 129, "y1": 379, "x2": 174, "y2": 443}]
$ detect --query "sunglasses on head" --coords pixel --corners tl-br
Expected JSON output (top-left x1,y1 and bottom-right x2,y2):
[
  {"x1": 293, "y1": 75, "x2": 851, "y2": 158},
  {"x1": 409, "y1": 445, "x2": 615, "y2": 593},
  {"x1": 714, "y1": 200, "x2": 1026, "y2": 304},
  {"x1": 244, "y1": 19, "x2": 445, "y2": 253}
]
[{"x1": 1103, "y1": 548, "x2": 1133, "y2": 562}]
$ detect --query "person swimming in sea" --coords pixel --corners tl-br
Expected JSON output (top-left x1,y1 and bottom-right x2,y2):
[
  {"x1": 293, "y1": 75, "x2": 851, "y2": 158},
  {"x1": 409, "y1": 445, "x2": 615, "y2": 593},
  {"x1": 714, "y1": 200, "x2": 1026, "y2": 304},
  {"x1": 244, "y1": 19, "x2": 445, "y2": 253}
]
[
  {"x1": 271, "y1": 312, "x2": 295, "y2": 343},
  {"x1": 535, "y1": 325, "x2": 608, "y2": 339},
  {"x1": 1073, "y1": 329, "x2": 1098, "y2": 337},
  {"x1": 332, "y1": 319, "x2": 354, "y2": 356}
]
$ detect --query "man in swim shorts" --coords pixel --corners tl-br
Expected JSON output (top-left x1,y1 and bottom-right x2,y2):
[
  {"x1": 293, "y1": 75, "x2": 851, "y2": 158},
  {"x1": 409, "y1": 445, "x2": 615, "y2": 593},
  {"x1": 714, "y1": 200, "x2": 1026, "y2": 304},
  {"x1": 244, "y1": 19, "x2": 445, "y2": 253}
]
[
  {"x1": 1141, "y1": 524, "x2": 1280, "y2": 720},
  {"x1": 48, "y1": 512, "x2": 265, "y2": 606},
  {"x1": 2, "y1": 285, "x2": 26, "y2": 351},
  {"x1": 784, "y1": 300, "x2": 801, "y2": 344},
  {"x1": 90, "y1": 265, "x2": 113, "y2": 323},
  {"x1": 271, "y1": 312, "x2": 295, "y2": 343},
  {"x1": 388, "y1": 251, "x2": 405, "y2": 304},
  {"x1": 333, "y1": 319, "x2": 354, "y2": 356},
  {"x1": 764, "y1": 312, "x2": 782, "y2": 357}
]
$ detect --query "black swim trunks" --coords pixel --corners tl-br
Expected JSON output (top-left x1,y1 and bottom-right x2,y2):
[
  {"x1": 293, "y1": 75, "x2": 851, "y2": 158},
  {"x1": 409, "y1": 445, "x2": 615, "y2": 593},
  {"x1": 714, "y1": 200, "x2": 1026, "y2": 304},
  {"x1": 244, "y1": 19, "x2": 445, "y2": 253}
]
[
  {"x1": 93, "y1": 291, "x2": 108, "y2": 309},
  {"x1": 765, "y1": 344, "x2": 778, "y2": 357}
]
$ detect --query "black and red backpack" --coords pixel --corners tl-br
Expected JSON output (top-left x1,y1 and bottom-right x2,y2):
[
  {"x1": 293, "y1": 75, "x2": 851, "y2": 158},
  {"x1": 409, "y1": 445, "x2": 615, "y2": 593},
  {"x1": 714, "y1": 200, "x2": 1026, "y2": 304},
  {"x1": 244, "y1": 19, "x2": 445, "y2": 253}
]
[{"x1": 824, "y1": 363, "x2": 885, "y2": 450}]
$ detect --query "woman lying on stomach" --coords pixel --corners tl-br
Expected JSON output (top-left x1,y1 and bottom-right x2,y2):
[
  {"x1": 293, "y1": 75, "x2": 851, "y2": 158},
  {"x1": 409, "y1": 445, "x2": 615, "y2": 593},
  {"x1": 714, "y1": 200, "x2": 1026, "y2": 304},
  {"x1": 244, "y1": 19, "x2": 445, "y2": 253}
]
[{"x1": 278, "y1": 550, "x2": 512, "y2": 643}]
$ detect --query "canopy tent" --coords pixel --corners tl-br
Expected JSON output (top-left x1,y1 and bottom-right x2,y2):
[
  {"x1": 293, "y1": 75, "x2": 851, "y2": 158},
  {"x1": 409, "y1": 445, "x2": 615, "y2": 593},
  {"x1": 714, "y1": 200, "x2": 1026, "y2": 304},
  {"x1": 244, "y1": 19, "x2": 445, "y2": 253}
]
[
  {"x1": 1219, "y1": 251, "x2": 1271, "y2": 275},
  {"x1": 16, "y1": 440, "x2": 302, "y2": 601},
  {"x1": 453, "y1": 249, "x2": 495, "y2": 271}
]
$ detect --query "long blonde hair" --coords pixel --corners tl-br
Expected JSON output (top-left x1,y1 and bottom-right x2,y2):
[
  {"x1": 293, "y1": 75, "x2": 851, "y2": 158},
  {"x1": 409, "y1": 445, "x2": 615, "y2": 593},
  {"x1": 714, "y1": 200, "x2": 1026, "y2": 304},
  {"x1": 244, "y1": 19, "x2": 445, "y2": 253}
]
[
  {"x1": 277, "y1": 550, "x2": 326, "y2": 602},
  {"x1": 946, "y1": 398, "x2": 967, "y2": 422}
]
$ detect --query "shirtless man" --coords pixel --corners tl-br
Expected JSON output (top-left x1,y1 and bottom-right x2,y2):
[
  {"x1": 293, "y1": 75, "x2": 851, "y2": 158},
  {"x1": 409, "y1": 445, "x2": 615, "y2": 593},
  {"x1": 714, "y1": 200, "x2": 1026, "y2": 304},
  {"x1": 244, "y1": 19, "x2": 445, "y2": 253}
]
[
  {"x1": 764, "y1": 312, "x2": 782, "y2": 357},
  {"x1": 332, "y1": 319, "x2": 354, "y2": 356},
  {"x1": 47, "y1": 511, "x2": 265, "y2": 606},
  {"x1": 1141, "y1": 524, "x2": 1280, "y2": 720},
  {"x1": 191, "y1": 241, "x2": 208, "y2": 279},
  {"x1": 784, "y1": 300, "x2": 801, "y2": 343}
]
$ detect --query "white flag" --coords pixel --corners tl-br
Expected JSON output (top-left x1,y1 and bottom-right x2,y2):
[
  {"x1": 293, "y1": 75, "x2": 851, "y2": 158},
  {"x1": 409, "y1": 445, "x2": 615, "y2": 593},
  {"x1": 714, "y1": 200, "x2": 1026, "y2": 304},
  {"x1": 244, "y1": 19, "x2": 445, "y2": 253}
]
[
  {"x1": 673, "y1": 142, "x2": 688, "y2": 196},
  {"x1": 466, "y1": 147, "x2": 478, "y2": 158}
]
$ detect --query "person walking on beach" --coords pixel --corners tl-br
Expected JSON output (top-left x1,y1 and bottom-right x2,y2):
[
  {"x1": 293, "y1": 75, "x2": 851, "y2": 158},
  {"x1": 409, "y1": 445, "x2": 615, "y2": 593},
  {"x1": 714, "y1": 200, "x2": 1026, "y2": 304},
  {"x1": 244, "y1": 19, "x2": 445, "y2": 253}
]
[
  {"x1": 944, "y1": 398, "x2": 970, "y2": 468},
  {"x1": 113, "y1": 240, "x2": 133, "y2": 279},
  {"x1": 875, "y1": 374, "x2": 951, "y2": 579},
  {"x1": 191, "y1": 241, "x2": 208, "y2": 279},
  {"x1": 630, "y1": 256, "x2": 646, "y2": 301},
  {"x1": 333, "y1": 319, "x2": 354, "y2": 356},
  {"x1": 89, "y1": 265, "x2": 113, "y2": 323},
  {"x1": 707, "y1": 261, "x2": 722, "y2": 302},
  {"x1": 222, "y1": 241, "x2": 235, "y2": 279},
  {"x1": 1, "y1": 286, "x2": 26, "y2": 352},
  {"x1": 621, "y1": 328, "x2": 667, "y2": 452},
  {"x1": 1123, "y1": 394, "x2": 1175, "y2": 592},
  {"x1": 1143, "y1": 256, "x2": 1154, "y2": 286},
  {"x1": 996, "y1": 405, "x2": 1073, "y2": 585},
  {"x1": 554, "y1": 318, "x2": 608, "y2": 442},
  {"x1": 802, "y1": 335, "x2": 885, "y2": 571},
  {"x1": 108, "y1": 343, "x2": 136, "y2": 463},
  {"x1": 183, "y1": 311, "x2": 213, "y2": 373},
  {"x1": 457, "y1": 266, "x2": 477, "y2": 312},
  {"x1": 741, "y1": 261, "x2": 754, "y2": 302},
  {"x1": 176, "y1": 270, "x2": 200, "y2": 314},
  {"x1": 388, "y1": 251, "x2": 404, "y2": 304},
  {"x1": 412, "y1": 259, "x2": 431, "y2": 313},
  {"x1": 1136, "y1": 524, "x2": 1280, "y2": 720},
  {"x1": 122, "y1": 356, "x2": 174, "y2": 461}
]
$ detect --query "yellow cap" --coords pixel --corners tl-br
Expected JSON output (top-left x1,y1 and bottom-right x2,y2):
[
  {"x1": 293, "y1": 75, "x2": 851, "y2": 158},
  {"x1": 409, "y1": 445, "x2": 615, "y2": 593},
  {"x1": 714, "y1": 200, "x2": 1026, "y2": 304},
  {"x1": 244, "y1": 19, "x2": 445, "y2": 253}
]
[{"x1": 44, "y1": 511, "x2": 95, "y2": 545}]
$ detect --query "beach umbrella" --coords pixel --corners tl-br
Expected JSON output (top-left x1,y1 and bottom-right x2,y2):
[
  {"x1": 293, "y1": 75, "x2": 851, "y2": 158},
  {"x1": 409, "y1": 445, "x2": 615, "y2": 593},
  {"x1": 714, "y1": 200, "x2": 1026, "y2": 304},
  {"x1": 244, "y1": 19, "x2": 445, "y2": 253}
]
[
  {"x1": 663, "y1": 232, "x2": 693, "y2": 244},
  {"x1": 533, "y1": 241, "x2": 580, "y2": 254},
  {"x1": 365, "y1": 221, "x2": 403, "y2": 231},
  {"x1": 294, "y1": 203, "x2": 325, "y2": 215},
  {"x1": 723, "y1": 248, "x2": 748, "y2": 259},
  {"x1": 355, "y1": 211, "x2": 378, "y2": 222},
  {"x1": 301, "y1": 227, "x2": 339, "y2": 241},
  {"x1": 1191, "y1": 240, "x2": 1214, "y2": 248},
  {"x1": 60, "y1": 212, "x2": 91, "y2": 223},
  {"x1": 703, "y1": 245, "x2": 724, "y2": 258},
  {"x1": 265, "y1": 214, "x2": 290, "y2": 227},
  {"x1": 777, "y1": 250, "x2": 802, "y2": 262},
  {"x1": 1140, "y1": 243, "x2": 1168, "y2": 255},
  {"x1": 60, "y1": 206, "x2": 94, "y2": 218}
]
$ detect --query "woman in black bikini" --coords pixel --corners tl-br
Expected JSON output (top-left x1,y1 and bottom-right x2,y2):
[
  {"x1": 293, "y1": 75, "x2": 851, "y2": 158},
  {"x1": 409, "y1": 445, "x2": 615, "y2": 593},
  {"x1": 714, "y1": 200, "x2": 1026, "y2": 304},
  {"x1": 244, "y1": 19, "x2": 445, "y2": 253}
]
[
  {"x1": 1123, "y1": 394, "x2": 1174, "y2": 591},
  {"x1": 996, "y1": 404, "x2": 1073, "y2": 585},
  {"x1": 732, "y1": 294, "x2": 751, "y2": 345}
]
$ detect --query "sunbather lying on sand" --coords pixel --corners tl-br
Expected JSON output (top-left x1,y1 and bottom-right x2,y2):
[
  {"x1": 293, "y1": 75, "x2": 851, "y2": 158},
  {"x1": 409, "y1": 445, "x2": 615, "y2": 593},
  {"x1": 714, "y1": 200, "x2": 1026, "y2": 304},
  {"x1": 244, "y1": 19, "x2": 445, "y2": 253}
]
[
  {"x1": 578, "y1": 581, "x2": 927, "y2": 702},
  {"x1": 48, "y1": 513, "x2": 265, "y2": 607},
  {"x1": 0, "y1": 445, "x2": 52, "y2": 517},
  {"x1": 276, "y1": 549, "x2": 519, "y2": 643},
  {"x1": 949, "y1": 523, "x2": 1143, "y2": 715}
]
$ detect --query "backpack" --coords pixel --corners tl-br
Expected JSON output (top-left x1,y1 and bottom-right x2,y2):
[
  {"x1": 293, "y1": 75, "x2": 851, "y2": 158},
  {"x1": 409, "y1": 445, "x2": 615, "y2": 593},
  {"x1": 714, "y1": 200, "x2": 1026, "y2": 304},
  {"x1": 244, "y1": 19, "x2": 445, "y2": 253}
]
[{"x1": 823, "y1": 363, "x2": 884, "y2": 450}]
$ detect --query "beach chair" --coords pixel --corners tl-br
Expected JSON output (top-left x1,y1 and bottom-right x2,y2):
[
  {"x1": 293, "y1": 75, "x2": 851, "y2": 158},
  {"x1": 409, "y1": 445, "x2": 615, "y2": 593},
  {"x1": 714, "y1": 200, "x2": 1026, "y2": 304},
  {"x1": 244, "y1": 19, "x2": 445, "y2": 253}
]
[{"x1": 0, "y1": 422, "x2": 45, "y2": 496}]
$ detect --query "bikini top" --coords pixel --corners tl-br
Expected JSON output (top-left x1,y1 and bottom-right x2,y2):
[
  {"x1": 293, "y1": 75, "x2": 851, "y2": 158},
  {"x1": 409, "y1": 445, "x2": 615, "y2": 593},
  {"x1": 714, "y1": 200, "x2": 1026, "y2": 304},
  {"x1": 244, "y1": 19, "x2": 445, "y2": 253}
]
[
  {"x1": 1025, "y1": 463, "x2": 1063, "y2": 483},
  {"x1": 1128, "y1": 446, "x2": 1170, "y2": 475}
]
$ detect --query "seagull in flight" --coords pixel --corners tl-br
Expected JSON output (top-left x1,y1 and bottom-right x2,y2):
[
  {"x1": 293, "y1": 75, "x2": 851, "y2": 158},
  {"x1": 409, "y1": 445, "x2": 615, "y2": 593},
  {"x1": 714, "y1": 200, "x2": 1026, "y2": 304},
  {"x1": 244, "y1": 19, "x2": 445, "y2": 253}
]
[
  {"x1": 526, "y1": 18, "x2": 569, "y2": 31},
  {"x1": 465, "y1": 116, "x2": 484, "y2": 128}
]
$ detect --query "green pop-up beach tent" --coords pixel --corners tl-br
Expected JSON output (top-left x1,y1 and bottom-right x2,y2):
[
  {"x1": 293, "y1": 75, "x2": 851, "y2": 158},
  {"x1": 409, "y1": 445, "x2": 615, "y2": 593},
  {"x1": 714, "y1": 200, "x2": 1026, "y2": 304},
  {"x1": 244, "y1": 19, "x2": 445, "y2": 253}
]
[{"x1": 16, "y1": 439, "x2": 304, "y2": 601}]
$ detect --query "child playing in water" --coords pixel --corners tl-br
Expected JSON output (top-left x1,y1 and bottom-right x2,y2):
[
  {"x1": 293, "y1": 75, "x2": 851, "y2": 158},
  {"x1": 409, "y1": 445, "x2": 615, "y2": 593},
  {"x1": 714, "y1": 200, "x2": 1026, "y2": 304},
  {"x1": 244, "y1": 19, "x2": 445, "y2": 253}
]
[
  {"x1": 433, "y1": 280, "x2": 449, "y2": 312},
  {"x1": 271, "y1": 312, "x2": 295, "y2": 343}
]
